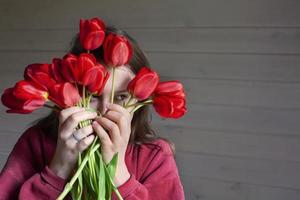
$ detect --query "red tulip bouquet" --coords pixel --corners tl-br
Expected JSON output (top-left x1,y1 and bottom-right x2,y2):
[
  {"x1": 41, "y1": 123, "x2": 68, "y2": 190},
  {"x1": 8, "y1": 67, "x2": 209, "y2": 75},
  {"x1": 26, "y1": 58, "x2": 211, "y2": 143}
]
[{"x1": 1, "y1": 17, "x2": 187, "y2": 200}]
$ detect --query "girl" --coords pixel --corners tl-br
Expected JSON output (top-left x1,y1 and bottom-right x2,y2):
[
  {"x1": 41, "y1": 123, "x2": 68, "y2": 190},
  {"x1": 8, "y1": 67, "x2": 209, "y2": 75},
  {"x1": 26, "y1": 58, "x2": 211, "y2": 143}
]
[{"x1": 0, "y1": 26, "x2": 185, "y2": 199}]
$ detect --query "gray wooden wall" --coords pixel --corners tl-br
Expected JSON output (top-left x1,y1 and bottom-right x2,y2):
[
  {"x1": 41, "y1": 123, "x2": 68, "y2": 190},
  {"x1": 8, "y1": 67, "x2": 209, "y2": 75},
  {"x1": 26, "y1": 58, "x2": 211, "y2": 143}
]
[{"x1": 1, "y1": 0, "x2": 300, "y2": 199}]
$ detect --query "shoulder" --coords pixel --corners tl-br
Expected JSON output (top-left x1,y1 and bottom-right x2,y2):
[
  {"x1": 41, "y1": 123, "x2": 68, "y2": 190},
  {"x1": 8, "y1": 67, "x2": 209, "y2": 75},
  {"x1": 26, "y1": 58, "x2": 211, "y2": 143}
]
[
  {"x1": 130, "y1": 138, "x2": 179, "y2": 182},
  {"x1": 15, "y1": 124, "x2": 44, "y2": 145},
  {"x1": 8, "y1": 125, "x2": 45, "y2": 158},
  {"x1": 130, "y1": 138, "x2": 175, "y2": 171},
  {"x1": 136, "y1": 138, "x2": 174, "y2": 157}
]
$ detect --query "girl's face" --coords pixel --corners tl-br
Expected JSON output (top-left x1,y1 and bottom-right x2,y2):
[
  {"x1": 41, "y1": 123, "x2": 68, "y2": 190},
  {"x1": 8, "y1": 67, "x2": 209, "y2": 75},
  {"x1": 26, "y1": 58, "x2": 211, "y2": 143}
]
[{"x1": 89, "y1": 65, "x2": 136, "y2": 115}]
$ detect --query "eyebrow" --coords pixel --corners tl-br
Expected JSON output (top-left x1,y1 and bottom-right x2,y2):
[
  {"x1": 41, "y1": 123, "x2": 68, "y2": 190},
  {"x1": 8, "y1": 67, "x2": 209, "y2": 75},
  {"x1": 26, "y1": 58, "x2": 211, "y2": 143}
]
[{"x1": 114, "y1": 89, "x2": 129, "y2": 93}]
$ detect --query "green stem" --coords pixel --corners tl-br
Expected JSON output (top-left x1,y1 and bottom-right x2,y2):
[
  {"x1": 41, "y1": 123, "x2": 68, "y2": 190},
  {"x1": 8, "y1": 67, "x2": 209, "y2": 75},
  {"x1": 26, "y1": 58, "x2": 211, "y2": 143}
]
[
  {"x1": 130, "y1": 104, "x2": 144, "y2": 114},
  {"x1": 110, "y1": 67, "x2": 116, "y2": 104},
  {"x1": 56, "y1": 143, "x2": 100, "y2": 200},
  {"x1": 102, "y1": 161, "x2": 124, "y2": 200},
  {"x1": 124, "y1": 99, "x2": 153, "y2": 109},
  {"x1": 83, "y1": 86, "x2": 86, "y2": 107},
  {"x1": 124, "y1": 94, "x2": 133, "y2": 107},
  {"x1": 43, "y1": 104, "x2": 60, "y2": 112},
  {"x1": 87, "y1": 94, "x2": 92, "y2": 108}
]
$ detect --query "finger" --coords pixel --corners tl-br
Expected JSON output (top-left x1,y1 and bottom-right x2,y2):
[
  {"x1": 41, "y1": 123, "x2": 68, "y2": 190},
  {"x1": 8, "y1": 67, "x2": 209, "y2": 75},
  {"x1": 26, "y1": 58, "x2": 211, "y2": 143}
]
[
  {"x1": 92, "y1": 121, "x2": 112, "y2": 146},
  {"x1": 104, "y1": 110, "x2": 128, "y2": 134},
  {"x1": 107, "y1": 103, "x2": 131, "y2": 118},
  {"x1": 58, "y1": 106, "x2": 86, "y2": 125},
  {"x1": 95, "y1": 117, "x2": 120, "y2": 143},
  {"x1": 77, "y1": 134, "x2": 95, "y2": 152},
  {"x1": 69, "y1": 125, "x2": 94, "y2": 142},
  {"x1": 60, "y1": 111, "x2": 97, "y2": 139}
]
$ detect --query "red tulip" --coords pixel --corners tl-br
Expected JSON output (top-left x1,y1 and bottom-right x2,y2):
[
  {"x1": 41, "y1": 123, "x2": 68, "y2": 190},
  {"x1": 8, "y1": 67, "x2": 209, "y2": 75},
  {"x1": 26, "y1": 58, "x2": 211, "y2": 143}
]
[
  {"x1": 50, "y1": 58, "x2": 66, "y2": 83},
  {"x1": 48, "y1": 82, "x2": 81, "y2": 108},
  {"x1": 1, "y1": 88, "x2": 45, "y2": 114},
  {"x1": 61, "y1": 53, "x2": 109, "y2": 94},
  {"x1": 62, "y1": 53, "x2": 96, "y2": 84},
  {"x1": 154, "y1": 80, "x2": 185, "y2": 98},
  {"x1": 80, "y1": 18, "x2": 106, "y2": 50},
  {"x1": 61, "y1": 53, "x2": 77, "y2": 82},
  {"x1": 153, "y1": 81, "x2": 187, "y2": 118},
  {"x1": 127, "y1": 67, "x2": 159, "y2": 100},
  {"x1": 13, "y1": 80, "x2": 48, "y2": 101},
  {"x1": 103, "y1": 33, "x2": 133, "y2": 67},
  {"x1": 24, "y1": 63, "x2": 57, "y2": 90},
  {"x1": 84, "y1": 66, "x2": 110, "y2": 95}
]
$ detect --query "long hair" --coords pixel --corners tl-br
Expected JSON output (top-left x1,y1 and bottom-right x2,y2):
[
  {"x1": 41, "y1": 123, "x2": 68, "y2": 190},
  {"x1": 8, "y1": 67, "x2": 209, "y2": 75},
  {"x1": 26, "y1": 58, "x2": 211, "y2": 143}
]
[{"x1": 31, "y1": 26, "x2": 175, "y2": 154}]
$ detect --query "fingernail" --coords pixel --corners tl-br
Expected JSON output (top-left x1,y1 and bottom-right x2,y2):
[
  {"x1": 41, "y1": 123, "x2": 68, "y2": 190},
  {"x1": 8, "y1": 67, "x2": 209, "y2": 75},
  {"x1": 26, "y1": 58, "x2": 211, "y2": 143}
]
[
  {"x1": 92, "y1": 121, "x2": 97, "y2": 126},
  {"x1": 95, "y1": 116, "x2": 101, "y2": 120}
]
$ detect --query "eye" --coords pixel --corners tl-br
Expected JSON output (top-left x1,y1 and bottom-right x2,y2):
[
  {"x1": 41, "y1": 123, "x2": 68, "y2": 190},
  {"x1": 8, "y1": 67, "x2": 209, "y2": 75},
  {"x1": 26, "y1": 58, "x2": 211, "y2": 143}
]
[
  {"x1": 90, "y1": 95, "x2": 100, "y2": 101},
  {"x1": 115, "y1": 93, "x2": 129, "y2": 102}
]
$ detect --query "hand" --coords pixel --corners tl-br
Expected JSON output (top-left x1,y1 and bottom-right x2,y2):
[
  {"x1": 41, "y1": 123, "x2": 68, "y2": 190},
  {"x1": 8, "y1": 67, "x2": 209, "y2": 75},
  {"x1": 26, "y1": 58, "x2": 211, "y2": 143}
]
[
  {"x1": 92, "y1": 103, "x2": 133, "y2": 187},
  {"x1": 49, "y1": 106, "x2": 98, "y2": 179}
]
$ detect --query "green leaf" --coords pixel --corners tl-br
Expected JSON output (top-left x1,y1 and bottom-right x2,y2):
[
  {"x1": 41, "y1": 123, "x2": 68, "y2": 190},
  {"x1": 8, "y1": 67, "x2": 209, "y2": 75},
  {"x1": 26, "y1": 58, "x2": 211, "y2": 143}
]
[
  {"x1": 102, "y1": 152, "x2": 119, "y2": 199},
  {"x1": 87, "y1": 152, "x2": 97, "y2": 192},
  {"x1": 105, "y1": 165, "x2": 112, "y2": 200},
  {"x1": 82, "y1": 167, "x2": 95, "y2": 197},
  {"x1": 107, "y1": 152, "x2": 119, "y2": 182},
  {"x1": 91, "y1": 149, "x2": 98, "y2": 189},
  {"x1": 102, "y1": 153, "x2": 125, "y2": 199},
  {"x1": 77, "y1": 153, "x2": 83, "y2": 198},
  {"x1": 97, "y1": 150, "x2": 106, "y2": 200},
  {"x1": 71, "y1": 183, "x2": 76, "y2": 200}
]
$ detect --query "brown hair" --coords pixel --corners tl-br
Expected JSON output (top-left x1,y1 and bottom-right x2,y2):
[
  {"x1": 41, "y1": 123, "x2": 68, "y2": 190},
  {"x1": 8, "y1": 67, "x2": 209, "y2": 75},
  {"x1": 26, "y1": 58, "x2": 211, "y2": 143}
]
[{"x1": 31, "y1": 26, "x2": 176, "y2": 154}]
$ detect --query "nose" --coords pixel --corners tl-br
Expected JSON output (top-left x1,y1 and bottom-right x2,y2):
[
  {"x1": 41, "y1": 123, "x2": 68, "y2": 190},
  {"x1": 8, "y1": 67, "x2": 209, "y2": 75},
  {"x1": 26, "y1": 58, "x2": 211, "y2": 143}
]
[{"x1": 99, "y1": 97, "x2": 110, "y2": 116}]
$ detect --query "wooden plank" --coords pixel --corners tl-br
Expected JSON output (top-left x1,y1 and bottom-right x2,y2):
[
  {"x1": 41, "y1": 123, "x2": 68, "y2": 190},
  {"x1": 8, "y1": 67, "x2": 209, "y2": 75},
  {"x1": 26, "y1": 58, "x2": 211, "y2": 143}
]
[
  {"x1": 130, "y1": 28, "x2": 300, "y2": 54},
  {"x1": 182, "y1": 175, "x2": 300, "y2": 200},
  {"x1": 156, "y1": 126, "x2": 300, "y2": 162},
  {"x1": 150, "y1": 104, "x2": 300, "y2": 136},
  {"x1": 0, "y1": 52, "x2": 299, "y2": 82},
  {"x1": 173, "y1": 79, "x2": 300, "y2": 108},
  {"x1": 0, "y1": 104, "x2": 51, "y2": 136},
  {"x1": 0, "y1": 153, "x2": 8, "y2": 170},
  {"x1": 0, "y1": 28, "x2": 300, "y2": 54},
  {"x1": 148, "y1": 53, "x2": 300, "y2": 82},
  {"x1": 176, "y1": 152, "x2": 300, "y2": 190},
  {"x1": 0, "y1": 0, "x2": 300, "y2": 29},
  {"x1": 0, "y1": 131, "x2": 19, "y2": 153}
]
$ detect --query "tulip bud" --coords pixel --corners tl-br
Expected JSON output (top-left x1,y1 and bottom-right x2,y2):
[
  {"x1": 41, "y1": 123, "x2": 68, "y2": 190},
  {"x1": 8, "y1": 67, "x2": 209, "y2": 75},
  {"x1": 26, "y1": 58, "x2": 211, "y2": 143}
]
[
  {"x1": 127, "y1": 67, "x2": 159, "y2": 100},
  {"x1": 153, "y1": 81, "x2": 187, "y2": 118},
  {"x1": 103, "y1": 33, "x2": 133, "y2": 67},
  {"x1": 1, "y1": 87, "x2": 45, "y2": 114},
  {"x1": 48, "y1": 82, "x2": 81, "y2": 108},
  {"x1": 79, "y1": 17, "x2": 106, "y2": 50},
  {"x1": 24, "y1": 63, "x2": 58, "y2": 91},
  {"x1": 13, "y1": 80, "x2": 48, "y2": 101}
]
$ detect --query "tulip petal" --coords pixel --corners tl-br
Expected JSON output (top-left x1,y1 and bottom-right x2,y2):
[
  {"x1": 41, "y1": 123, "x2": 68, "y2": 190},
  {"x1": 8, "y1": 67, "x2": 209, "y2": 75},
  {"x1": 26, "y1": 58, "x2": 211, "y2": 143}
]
[
  {"x1": 48, "y1": 82, "x2": 81, "y2": 108},
  {"x1": 62, "y1": 83, "x2": 81, "y2": 107},
  {"x1": 79, "y1": 18, "x2": 106, "y2": 50},
  {"x1": 24, "y1": 63, "x2": 56, "y2": 90},
  {"x1": 1, "y1": 87, "x2": 45, "y2": 114},
  {"x1": 153, "y1": 96, "x2": 173, "y2": 118},
  {"x1": 103, "y1": 33, "x2": 132, "y2": 67},
  {"x1": 84, "y1": 31, "x2": 105, "y2": 50},
  {"x1": 13, "y1": 80, "x2": 47, "y2": 101},
  {"x1": 155, "y1": 81, "x2": 183, "y2": 94}
]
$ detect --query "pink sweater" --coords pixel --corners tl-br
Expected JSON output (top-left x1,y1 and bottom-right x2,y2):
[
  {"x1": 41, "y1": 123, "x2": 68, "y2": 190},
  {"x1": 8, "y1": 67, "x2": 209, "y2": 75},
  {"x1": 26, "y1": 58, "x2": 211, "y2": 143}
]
[{"x1": 0, "y1": 125, "x2": 185, "y2": 200}]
